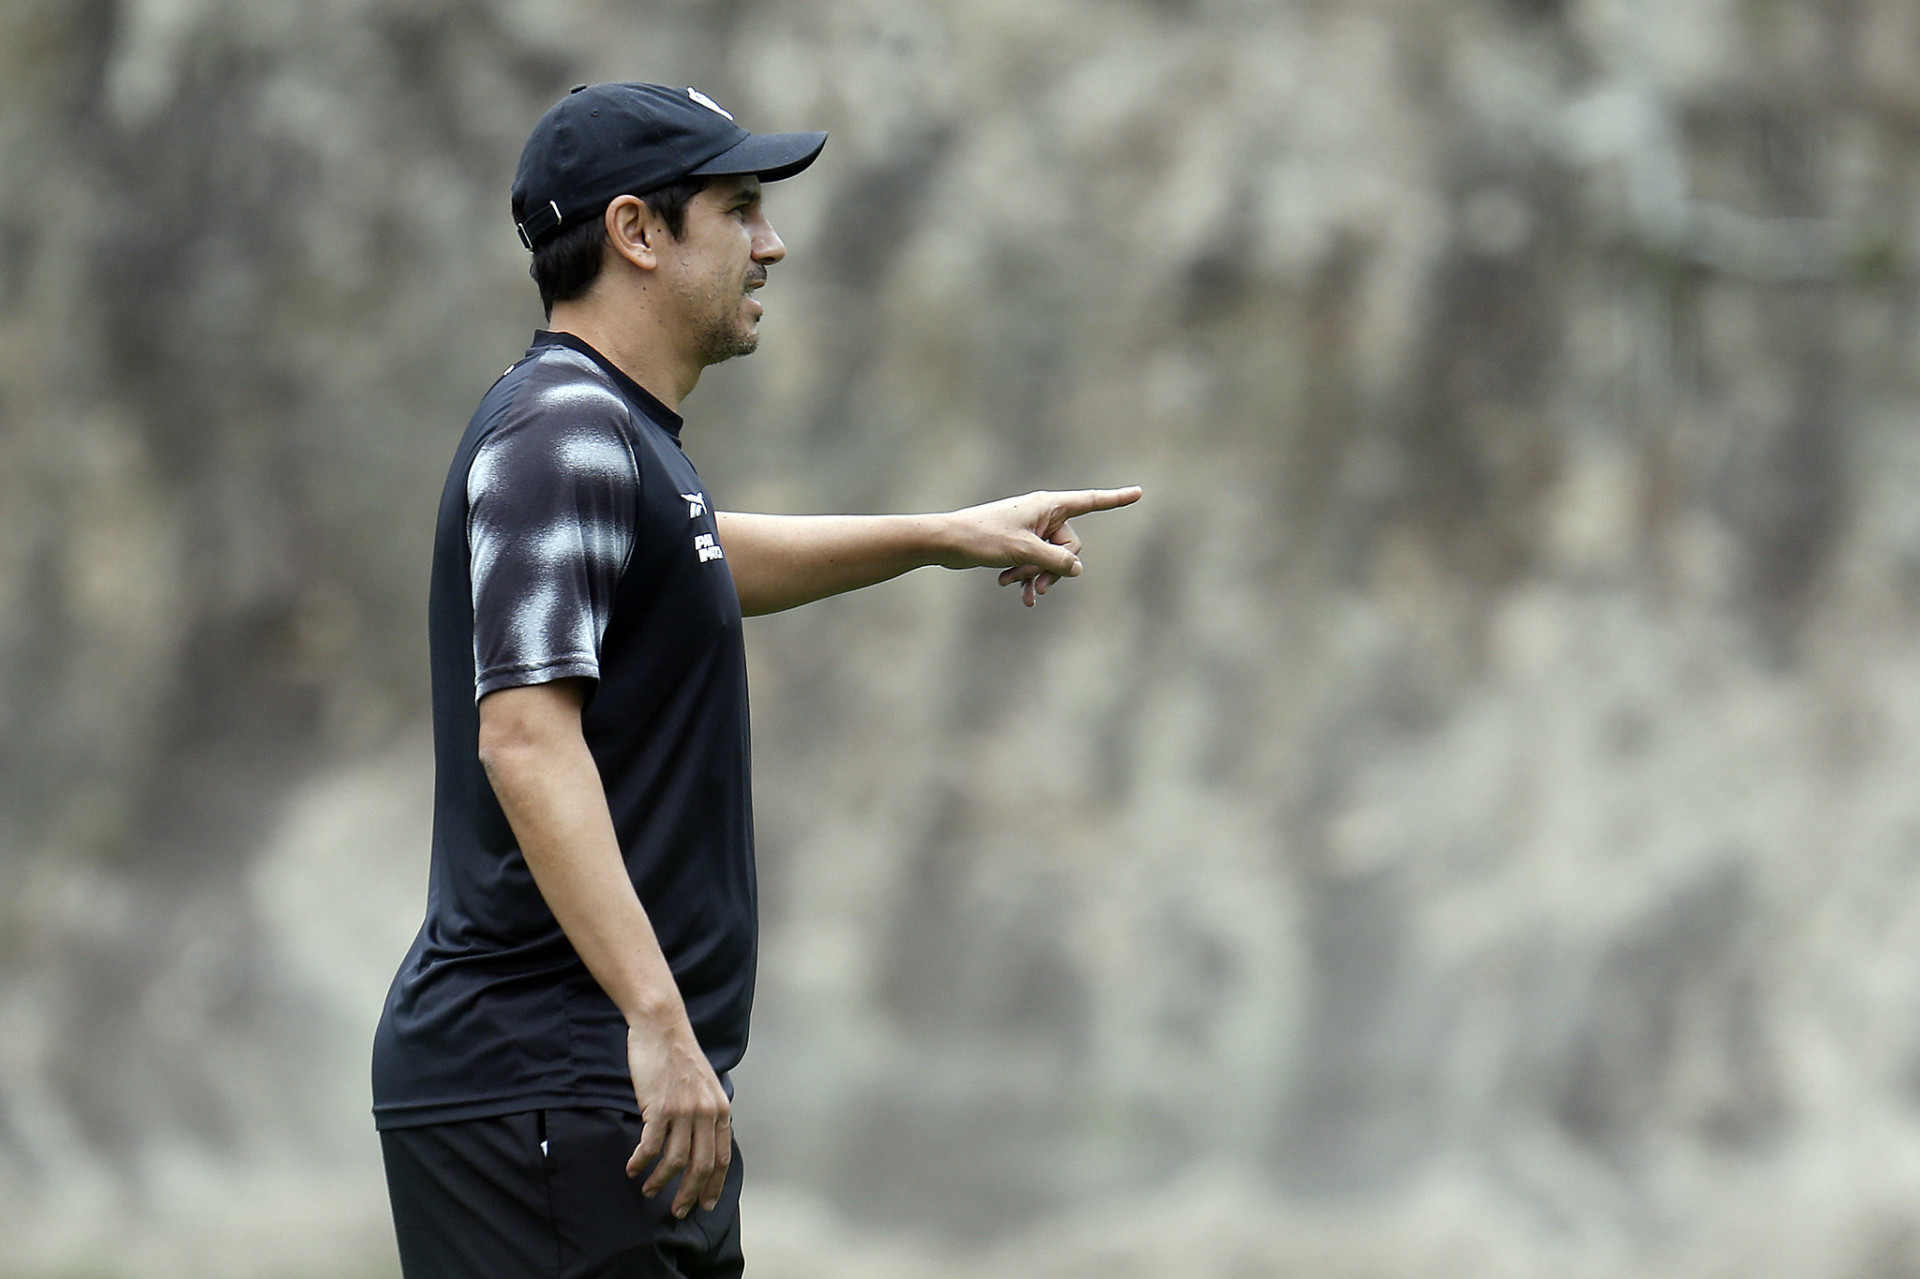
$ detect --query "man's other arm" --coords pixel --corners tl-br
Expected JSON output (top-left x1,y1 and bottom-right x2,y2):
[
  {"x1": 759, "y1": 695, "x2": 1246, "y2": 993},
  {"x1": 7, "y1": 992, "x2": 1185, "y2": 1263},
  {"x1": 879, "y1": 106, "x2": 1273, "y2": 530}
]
[
  {"x1": 477, "y1": 678, "x2": 730, "y2": 1220},
  {"x1": 717, "y1": 486, "x2": 1142, "y2": 615}
]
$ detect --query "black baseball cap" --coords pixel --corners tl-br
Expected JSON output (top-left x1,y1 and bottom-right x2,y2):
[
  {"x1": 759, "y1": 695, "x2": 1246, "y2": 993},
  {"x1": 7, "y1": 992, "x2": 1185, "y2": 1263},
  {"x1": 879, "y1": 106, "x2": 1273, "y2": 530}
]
[{"x1": 511, "y1": 82, "x2": 827, "y2": 250}]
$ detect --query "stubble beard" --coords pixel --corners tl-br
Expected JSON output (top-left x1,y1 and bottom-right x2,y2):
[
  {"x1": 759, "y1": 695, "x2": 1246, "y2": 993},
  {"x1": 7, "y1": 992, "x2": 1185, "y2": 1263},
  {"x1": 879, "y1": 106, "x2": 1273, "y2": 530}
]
[
  {"x1": 694, "y1": 313, "x2": 758, "y2": 366},
  {"x1": 689, "y1": 268, "x2": 767, "y2": 368}
]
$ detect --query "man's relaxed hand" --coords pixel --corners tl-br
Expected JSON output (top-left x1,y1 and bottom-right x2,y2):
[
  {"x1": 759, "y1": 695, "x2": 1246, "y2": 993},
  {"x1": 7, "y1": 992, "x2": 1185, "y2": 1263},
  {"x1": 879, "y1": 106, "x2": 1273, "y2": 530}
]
[
  {"x1": 624, "y1": 1016, "x2": 732, "y2": 1218},
  {"x1": 940, "y1": 486, "x2": 1143, "y2": 606}
]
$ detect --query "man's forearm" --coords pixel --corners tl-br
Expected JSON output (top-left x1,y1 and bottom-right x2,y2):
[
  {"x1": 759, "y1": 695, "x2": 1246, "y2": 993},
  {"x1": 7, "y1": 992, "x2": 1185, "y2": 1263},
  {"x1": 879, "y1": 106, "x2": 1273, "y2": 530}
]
[{"x1": 716, "y1": 511, "x2": 954, "y2": 615}]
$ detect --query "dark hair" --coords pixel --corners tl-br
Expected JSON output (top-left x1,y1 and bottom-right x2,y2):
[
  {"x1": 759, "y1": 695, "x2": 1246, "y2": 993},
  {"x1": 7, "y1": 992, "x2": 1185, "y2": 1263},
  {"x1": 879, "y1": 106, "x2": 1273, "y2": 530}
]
[{"x1": 529, "y1": 176, "x2": 708, "y2": 316}]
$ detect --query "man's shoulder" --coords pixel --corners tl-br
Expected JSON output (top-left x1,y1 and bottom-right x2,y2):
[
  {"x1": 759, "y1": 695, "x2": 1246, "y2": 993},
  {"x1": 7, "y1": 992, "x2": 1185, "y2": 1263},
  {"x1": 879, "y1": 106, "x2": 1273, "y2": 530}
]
[
  {"x1": 461, "y1": 352, "x2": 648, "y2": 506},
  {"x1": 488, "y1": 342, "x2": 633, "y2": 427},
  {"x1": 470, "y1": 343, "x2": 641, "y2": 454}
]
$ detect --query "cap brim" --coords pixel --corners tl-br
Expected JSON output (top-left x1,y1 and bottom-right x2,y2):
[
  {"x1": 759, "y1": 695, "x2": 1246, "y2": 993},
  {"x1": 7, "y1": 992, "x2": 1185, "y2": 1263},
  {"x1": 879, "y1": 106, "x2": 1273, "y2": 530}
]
[{"x1": 688, "y1": 130, "x2": 827, "y2": 183}]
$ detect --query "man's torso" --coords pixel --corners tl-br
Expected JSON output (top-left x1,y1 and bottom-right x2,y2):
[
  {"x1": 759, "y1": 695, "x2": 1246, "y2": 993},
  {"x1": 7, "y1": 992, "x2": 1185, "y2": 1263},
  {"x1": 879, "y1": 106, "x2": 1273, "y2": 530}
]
[{"x1": 371, "y1": 331, "x2": 756, "y2": 1130}]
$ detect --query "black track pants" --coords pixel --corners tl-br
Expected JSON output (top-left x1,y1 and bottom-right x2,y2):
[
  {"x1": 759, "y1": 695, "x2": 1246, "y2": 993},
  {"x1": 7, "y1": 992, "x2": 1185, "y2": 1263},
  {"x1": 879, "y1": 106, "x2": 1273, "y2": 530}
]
[{"x1": 381, "y1": 1109, "x2": 744, "y2": 1279}]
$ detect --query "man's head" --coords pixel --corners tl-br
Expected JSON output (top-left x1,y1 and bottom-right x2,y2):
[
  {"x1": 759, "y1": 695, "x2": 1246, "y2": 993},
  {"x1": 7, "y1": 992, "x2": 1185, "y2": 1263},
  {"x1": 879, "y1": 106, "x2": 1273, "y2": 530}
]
[
  {"x1": 529, "y1": 175, "x2": 703, "y2": 315},
  {"x1": 513, "y1": 83, "x2": 824, "y2": 328}
]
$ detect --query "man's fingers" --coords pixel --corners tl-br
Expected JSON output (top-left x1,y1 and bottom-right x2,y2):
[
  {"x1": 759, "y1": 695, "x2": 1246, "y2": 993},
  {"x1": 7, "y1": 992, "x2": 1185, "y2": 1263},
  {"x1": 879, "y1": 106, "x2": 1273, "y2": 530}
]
[
  {"x1": 1051, "y1": 486, "x2": 1143, "y2": 519},
  {"x1": 674, "y1": 1120, "x2": 716, "y2": 1218},
  {"x1": 626, "y1": 1115, "x2": 665, "y2": 1179},
  {"x1": 699, "y1": 1121, "x2": 732, "y2": 1211},
  {"x1": 1003, "y1": 565, "x2": 1063, "y2": 603},
  {"x1": 641, "y1": 1119, "x2": 691, "y2": 1198},
  {"x1": 699, "y1": 1162, "x2": 729, "y2": 1210}
]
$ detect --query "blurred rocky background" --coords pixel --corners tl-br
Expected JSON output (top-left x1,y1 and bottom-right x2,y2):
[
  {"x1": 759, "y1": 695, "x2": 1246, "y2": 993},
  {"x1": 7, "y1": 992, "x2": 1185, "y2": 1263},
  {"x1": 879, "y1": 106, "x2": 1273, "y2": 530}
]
[{"x1": 6, "y1": 0, "x2": 1920, "y2": 1274}]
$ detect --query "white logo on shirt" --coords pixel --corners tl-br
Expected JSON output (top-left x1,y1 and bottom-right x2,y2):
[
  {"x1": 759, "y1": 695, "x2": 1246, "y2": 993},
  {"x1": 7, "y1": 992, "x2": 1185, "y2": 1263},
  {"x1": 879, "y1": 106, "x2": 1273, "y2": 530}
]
[
  {"x1": 694, "y1": 532, "x2": 725, "y2": 563},
  {"x1": 687, "y1": 88, "x2": 734, "y2": 121},
  {"x1": 682, "y1": 492, "x2": 708, "y2": 519}
]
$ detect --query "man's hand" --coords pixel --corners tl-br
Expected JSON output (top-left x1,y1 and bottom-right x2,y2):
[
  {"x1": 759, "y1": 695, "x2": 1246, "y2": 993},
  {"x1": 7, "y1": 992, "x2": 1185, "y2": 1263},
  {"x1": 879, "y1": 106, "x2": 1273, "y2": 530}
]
[
  {"x1": 939, "y1": 487, "x2": 1143, "y2": 606},
  {"x1": 624, "y1": 1015, "x2": 733, "y2": 1217}
]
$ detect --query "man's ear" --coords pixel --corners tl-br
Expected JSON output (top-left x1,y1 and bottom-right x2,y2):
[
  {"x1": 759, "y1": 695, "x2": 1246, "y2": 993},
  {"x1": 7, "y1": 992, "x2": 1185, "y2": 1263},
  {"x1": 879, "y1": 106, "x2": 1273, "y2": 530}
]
[{"x1": 605, "y1": 195, "x2": 660, "y2": 272}]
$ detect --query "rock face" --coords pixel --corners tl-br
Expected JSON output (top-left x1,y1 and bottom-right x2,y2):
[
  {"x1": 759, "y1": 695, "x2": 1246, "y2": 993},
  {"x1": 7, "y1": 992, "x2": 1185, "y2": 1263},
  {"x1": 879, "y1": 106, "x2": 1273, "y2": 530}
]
[{"x1": 6, "y1": 0, "x2": 1920, "y2": 1274}]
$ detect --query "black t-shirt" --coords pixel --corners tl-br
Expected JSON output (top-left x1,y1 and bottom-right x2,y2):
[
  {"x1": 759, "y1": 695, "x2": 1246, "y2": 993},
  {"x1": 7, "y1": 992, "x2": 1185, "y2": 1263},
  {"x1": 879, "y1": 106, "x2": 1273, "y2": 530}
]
[{"x1": 372, "y1": 331, "x2": 755, "y2": 1130}]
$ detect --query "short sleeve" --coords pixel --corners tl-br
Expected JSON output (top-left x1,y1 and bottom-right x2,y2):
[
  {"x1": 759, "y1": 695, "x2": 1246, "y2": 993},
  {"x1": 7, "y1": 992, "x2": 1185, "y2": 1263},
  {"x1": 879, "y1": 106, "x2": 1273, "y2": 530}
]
[{"x1": 466, "y1": 412, "x2": 639, "y2": 701}]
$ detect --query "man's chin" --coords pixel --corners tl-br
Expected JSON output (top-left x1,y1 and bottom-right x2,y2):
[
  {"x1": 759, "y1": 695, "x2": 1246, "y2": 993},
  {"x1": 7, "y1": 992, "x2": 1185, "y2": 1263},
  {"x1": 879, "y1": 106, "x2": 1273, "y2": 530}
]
[{"x1": 698, "y1": 325, "x2": 760, "y2": 367}]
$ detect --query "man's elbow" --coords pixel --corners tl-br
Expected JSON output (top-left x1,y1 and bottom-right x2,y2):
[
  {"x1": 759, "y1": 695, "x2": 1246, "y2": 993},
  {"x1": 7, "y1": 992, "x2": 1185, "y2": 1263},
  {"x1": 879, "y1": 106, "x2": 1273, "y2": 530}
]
[
  {"x1": 476, "y1": 681, "x2": 587, "y2": 775},
  {"x1": 476, "y1": 714, "x2": 535, "y2": 779}
]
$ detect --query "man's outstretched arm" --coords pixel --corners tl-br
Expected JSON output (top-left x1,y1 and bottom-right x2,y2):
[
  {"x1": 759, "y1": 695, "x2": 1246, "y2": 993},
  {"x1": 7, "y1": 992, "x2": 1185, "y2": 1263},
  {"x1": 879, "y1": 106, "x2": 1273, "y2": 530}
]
[
  {"x1": 717, "y1": 486, "x2": 1143, "y2": 615},
  {"x1": 477, "y1": 679, "x2": 731, "y2": 1220}
]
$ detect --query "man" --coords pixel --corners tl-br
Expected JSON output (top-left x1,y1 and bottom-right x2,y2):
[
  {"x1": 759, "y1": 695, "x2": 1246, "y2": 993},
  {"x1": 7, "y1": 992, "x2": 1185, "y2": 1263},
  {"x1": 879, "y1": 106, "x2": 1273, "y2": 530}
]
[{"x1": 371, "y1": 82, "x2": 1140, "y2": 1278}]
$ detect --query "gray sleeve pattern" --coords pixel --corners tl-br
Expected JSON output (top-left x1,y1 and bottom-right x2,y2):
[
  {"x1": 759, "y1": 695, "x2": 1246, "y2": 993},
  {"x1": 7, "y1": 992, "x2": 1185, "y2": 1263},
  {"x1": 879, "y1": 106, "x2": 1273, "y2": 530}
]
[{"x1": 466, "y1": 402, "x2": 639, "y2": 701}]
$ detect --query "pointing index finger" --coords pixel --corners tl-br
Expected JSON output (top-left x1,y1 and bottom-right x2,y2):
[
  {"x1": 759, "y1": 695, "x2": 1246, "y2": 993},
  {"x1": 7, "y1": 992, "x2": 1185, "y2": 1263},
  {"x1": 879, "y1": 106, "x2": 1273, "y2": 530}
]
[{"x1": 1054, "y1": 486, "x2": 1143, "y2": 518}]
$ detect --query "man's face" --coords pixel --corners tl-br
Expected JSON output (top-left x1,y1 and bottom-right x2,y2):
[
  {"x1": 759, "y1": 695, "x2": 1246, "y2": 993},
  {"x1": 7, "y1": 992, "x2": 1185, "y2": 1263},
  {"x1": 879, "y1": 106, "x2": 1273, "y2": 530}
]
[{"x1": 664, "y1": 175, "x2": 786, "y2": 367}]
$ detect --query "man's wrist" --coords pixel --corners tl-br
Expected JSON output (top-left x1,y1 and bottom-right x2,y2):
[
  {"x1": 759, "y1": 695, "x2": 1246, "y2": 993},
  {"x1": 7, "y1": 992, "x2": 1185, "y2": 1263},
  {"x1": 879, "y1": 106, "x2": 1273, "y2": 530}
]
[
  {"x1": 622, "y1": 988, "x2": 691, "y2": 1035},
  {"x1": 915, "y1": 510, "x2": 967, "y2": 570}
]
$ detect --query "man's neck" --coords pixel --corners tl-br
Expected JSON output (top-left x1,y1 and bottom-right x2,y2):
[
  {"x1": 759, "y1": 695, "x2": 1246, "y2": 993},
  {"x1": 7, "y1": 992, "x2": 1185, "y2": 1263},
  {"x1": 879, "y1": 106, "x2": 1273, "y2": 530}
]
[{"x1": 545, "y1": 297, "x2": 700, "y2": 413}]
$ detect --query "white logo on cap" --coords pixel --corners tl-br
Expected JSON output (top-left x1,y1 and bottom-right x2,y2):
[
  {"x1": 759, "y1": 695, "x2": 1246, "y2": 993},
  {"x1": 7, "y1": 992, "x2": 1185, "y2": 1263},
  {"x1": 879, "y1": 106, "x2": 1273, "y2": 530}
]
[{"x1": 687, "y1": 88, "x2": 734, "y2": 121}]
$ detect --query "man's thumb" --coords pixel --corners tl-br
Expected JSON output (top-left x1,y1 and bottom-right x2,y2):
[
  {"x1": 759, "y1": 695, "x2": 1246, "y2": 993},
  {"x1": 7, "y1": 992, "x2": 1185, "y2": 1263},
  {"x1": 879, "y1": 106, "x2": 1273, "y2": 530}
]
[{"x1": 1029, "y1": 536, "x2": 1080, "y2": 577}]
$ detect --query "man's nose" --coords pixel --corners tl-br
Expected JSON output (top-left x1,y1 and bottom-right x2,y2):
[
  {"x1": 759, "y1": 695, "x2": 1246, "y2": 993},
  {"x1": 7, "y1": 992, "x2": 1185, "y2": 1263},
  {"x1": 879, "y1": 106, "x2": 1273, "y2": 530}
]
[{"x1": 751, "y1": 218, "x2": 786, "y2": 265}]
